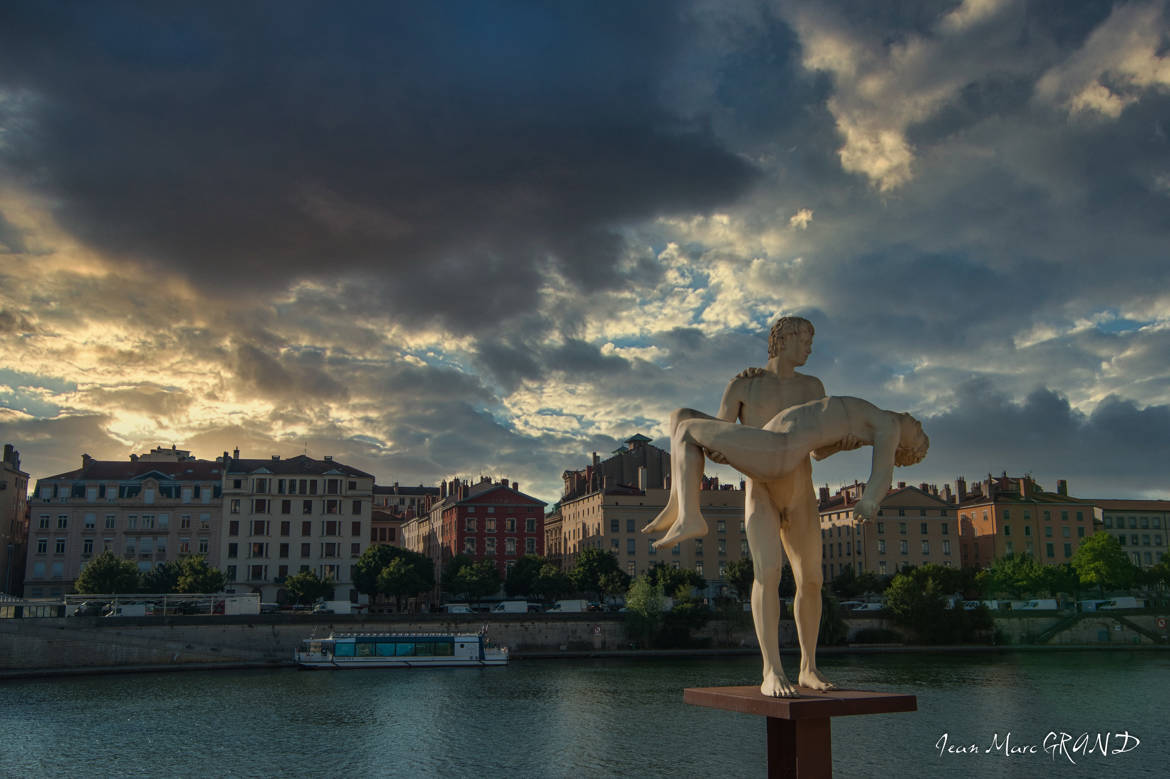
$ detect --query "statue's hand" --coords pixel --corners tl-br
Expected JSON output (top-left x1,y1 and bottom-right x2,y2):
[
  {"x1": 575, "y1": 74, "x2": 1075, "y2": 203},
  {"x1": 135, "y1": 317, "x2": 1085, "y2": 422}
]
[
  {"x1": 854, "y1": 497, "x2": 880, "y2": 522},
  {"x1": 736, "y1": 366, "x2": 768, "y2": 379},
  {"x1": 839, "y1": 433, "x2": 864, "y2": 451},
  {"x1": 705, "y1": 448, "x2": 729, "y2": 465}
]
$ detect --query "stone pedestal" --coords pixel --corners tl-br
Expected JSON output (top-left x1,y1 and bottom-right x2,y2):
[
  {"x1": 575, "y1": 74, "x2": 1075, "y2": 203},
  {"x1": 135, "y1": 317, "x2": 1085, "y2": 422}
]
[{"x1": 683, "y1": 686, "x2": 917, "y2": 778}]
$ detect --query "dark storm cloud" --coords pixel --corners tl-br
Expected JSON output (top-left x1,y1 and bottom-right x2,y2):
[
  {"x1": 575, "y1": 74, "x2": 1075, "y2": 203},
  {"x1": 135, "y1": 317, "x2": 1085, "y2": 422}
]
[
  {"x1": 0, "y1": 1, "x2": 759, "y2": 333},
  {"x1": 916, "y1": 379, "x2": 1170, "y2": 494},
  {"x1": 0, "y1": 414, "x2": 127, "y2": 479},
  {"x1": 232, "y1": 343, "x2": 348, "y2": 403}
]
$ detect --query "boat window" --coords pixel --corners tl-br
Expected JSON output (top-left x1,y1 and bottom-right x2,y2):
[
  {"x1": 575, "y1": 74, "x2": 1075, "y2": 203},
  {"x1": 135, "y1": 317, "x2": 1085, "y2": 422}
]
[
  {"x1": 434, "y1": 641, "x2": 454, "y2": 656},
  {"x1": 356, "y1": 643, "x2": 374, "y2": 657},
  {"x1": 334, "y1": 642, "x2": 355, "y2": 657},
  {"x1": 414, "y1": 642, "x2": 434, "y2": 657},
  {"x1": 376, "y1": 643, "x2": 396, "y2": 657},
  {"x1": 395, "y1": 643, "x2": 415, "y2": 656}
]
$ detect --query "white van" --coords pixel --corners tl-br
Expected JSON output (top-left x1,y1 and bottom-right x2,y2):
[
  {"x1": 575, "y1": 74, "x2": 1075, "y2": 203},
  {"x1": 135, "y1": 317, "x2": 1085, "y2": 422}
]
[
  {"x1": 492, "y1": 601, "x2": 535, "y2": 614},
  {"x1": 443, "y1": 603, "x2": 473, "y2": 614},
  {"x1": 547, "y1": 599, "x2": 588, "y2": 613}
]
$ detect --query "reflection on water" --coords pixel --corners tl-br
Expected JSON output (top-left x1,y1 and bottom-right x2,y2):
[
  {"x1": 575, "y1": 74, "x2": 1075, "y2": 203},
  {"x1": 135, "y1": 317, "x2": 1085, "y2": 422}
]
[{"x1": 1, "y1": 651, "x2": 1167, "y2": 778}]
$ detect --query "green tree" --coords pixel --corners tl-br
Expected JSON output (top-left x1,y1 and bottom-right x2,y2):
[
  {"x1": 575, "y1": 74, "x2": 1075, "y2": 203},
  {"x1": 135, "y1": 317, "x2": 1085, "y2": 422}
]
[
  {"x1": 141, "y1": 560, "x2": 182, "y2": 593},
  {"x1": 533, "y1": 563, "x2": 573, "y2": 602},
  {"x1": 175, "y1": 555, "x2": 227, "y2": 594},
  {"x1": 884, "y1": 564, "x2": 992, "y2": 644},
  {"x1": 354, "y1": 546, "x2": 434, "y2": 610},
  {"x1": 984, "y1": 554, "x2": 1044, "y2": 599},
  {"x1": 598, "y1": 569, "x2": 632, "y2": 605},
  {"x1": 829, "y1": 565, "x2": 862, "y2": 599},
  {"x1": 505, "y1": 555, "x2": 545, "y2": 598},
  {"x1": 1035, "y1": 562, "x2": 1080, "y2": 600},
  {"x1": 724, "y1": 557, "x2": 754, "y2": 602},
  {"x1": 645, "y1": 563, "x2": 703, "y2": 597},
  {"x1": 285, "y1": 569, "x2": 334, "y2": 605},
  {"x1": 819, "y1": 591, "x2": 849, "y2": 646},
  {"x1": 448, "y1": 559, "x2": 501, "y2": 604},
  {"x1": 624, "y1": 575, "x2": 665, "y2": 647},
  {"x1": 1072, "y1": 533, "x2": 1137, "y2": 596},
  {"x1": 377, "y1": 557, "x2": 430, "y2": 611},
  {"x1": 75, "y1": 551, "x2": 140, "y2": 594},
  {"x1": 353, "y1": 545, "x2": 403, "y2": 600},
  {"x1": 441, "y1": 554, "x2": 475, "y2": 594},
  {"x1": 569, "y1": 548, "x2": 623, "y2": 599}
]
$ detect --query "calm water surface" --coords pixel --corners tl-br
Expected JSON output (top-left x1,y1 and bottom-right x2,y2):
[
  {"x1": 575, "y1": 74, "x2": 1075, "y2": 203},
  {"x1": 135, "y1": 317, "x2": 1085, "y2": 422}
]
[{"x1": 2, "y1": 651, "x2": 1167, "y2": 778}]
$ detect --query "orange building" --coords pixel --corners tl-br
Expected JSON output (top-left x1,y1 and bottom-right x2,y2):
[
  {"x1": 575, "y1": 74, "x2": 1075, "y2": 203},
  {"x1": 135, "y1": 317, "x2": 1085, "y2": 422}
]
[{"x1": 957, "y1": 474, "x2": 1094, "y2": 568}]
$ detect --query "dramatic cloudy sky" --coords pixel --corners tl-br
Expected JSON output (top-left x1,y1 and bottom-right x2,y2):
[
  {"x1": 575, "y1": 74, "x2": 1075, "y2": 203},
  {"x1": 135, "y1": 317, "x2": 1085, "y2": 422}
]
[{"x1": 2, "y1": 0, "x2": 1169, "y2": 503}]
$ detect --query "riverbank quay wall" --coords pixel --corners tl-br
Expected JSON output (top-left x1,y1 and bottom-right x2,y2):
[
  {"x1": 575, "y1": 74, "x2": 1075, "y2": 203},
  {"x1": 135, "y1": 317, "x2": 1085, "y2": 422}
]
[{"x1": 2, "y1": 612, "x2": 1165, "y2": 676}]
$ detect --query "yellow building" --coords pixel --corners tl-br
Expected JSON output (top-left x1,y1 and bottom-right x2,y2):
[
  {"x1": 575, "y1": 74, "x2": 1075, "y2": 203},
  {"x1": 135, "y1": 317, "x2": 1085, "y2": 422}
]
[
  {"x1": 559, "y1": 485, "x2": 747, "y2": 581},
  {"x1": 819, "y1": 482, "x2": 959, "y2": 578},
  {"x1": 1091, "y1": 499, "x2": 1169, "y2": 568}
]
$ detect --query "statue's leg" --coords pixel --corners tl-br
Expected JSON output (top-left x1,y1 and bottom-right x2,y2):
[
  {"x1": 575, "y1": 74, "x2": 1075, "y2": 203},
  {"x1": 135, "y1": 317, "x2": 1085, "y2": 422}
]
[
  {"x1": 746, "y1": 479, "x2": 798, "y2": 698},
  {"x1": 779, "y1": 470, "x2": 836, "y2": 691},
  {"x1": 642, "y1": 408, "x2": 716, "y2": 536}
]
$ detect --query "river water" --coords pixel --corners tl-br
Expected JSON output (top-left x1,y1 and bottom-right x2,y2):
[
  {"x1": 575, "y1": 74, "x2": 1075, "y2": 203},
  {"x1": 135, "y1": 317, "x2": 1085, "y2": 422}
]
[{"x1": 2, "y1": 650, "x2": 1167, "y2": 778}]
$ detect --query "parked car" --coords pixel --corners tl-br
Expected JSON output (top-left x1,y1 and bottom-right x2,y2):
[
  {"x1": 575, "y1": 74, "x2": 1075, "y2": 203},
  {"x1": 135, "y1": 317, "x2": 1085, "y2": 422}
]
[{"x1": 72, "y1": 601, "x2": 108, "y2": 617}]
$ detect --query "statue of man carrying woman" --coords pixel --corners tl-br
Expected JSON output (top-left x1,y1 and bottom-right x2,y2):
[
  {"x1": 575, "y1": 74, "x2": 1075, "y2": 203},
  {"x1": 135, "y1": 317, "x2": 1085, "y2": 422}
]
[{"x1": 643, "y1": 317, "x2": 928, "y2": 697}]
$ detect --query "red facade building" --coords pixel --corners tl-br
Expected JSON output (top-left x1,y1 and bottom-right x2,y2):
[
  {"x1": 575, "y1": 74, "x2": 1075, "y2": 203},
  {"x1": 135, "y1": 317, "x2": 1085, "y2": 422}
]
[{"x1": 438, "y1": 478, "x2": 546, "y2": 578}]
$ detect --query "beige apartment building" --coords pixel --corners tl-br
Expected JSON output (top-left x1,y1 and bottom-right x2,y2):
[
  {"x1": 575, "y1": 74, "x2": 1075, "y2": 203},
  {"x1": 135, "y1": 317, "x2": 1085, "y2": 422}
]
[
  {"x1": 559, "y1": 485, "x2": 747, "y2": 581},
  {"x1": 25, "y1": 448, "x2": 223, "y2": 597},
  {"x1": 1091, "y1": 499, "x2": 1169, "y2": 568},
  {"x1": 221, "y1": 451, "x2": 373, "y2": 603},
  {"x1": 2, "y1": 444, "x2": 29, "y2": 594},
  {"x1": 819, "y1": 482, "x2": 959, "y2": 578}
]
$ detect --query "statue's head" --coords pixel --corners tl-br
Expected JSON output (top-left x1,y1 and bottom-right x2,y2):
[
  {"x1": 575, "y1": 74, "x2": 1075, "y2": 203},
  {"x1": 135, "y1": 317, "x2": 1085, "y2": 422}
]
[
  {"x1": 895, "y1": 413, "x2": 930, "y2": 467},
  {"x1": 767, "y1": 316, "x2": 814, "y2": 359}
]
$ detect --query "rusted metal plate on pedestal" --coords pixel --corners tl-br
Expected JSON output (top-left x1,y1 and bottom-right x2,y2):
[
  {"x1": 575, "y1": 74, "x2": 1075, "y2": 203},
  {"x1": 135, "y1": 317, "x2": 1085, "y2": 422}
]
[{"x1": 684, "y1": 686, "x2": 916, "y2": 720}]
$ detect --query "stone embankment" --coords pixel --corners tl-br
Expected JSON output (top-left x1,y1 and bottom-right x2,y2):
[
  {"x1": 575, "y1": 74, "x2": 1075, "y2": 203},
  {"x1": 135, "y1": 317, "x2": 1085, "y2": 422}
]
[{"x1": 1, "y1": 611, "x2": 1164, "y2": 678}]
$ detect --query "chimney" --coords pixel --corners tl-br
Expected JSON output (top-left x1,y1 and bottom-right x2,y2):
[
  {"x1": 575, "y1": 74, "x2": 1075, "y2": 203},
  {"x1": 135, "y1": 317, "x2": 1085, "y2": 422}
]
[
  {"x1": 1056, "y1": 479, "x2": 1068, "y2": 496},
  {"x1": 637, "y1": 466, "x2": 647, "y2": 491},
  {"x1": 82, "y1": 453, "x2": 94, "y2": 468},
  {"x1": 501, "y1": 478, "x2": 510, "y2": 489},
  {"x1": 943, "y1": 484, "x2": 954, "y2": 503},
  {"x1": 440, "y1": 482, "x2": 447, "y2": 499},
  {"x1": 919, "y1": 482, "x2": 929, "y2": 493},
  {"x1": 897, "y1": 481, "x2": 906, "y2": 489},
  {"x1": 272, "y1": 455, "x2": 280, "y2": 461},
  {"x1": 956, "y1": 477, "x2": 967, "y2": 501},
  {"x1": 233, "y1": 447, "x2": 240, "y2": 460},
  {"x1": 129, "y1": 454, "x2": 138, "y2": 463},
  {"x1": 512, "y1": 482, "x2": 518, "y2": 493},
  {"x1": 819, "y1": 486, "x2": 830, "y2": 504},
  {"x1": 1018, "y1": 478, "x2": 1030, "y2": 499},
  {"x1": 324, "y1": 455, "x2": 333, "y2": 462}
]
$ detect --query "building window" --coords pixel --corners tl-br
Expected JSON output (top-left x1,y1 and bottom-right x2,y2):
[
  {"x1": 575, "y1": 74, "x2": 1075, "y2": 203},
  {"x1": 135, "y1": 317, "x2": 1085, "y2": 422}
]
[
  {"x1": 281, "y1": 500, "x2": 292, "y2": 514},
  {"x1": 526, "y1": 538, "x2": 536, "y2": 554},
  {"x1": 941, "y1": 524, "x2": 949, "y2": 536},
  {"x1": 486, "y1": 518, "x2": 496, "y2": 532},
  {"x1": 1045, "y1": 526, "x2": 1053, "y2": 538},
  {"x1": 302, "y1": 521, "x2": 312, "y2": 536},
  {"x1": 921, "y1": 541, "x2": 930, "y2": 555},
  {"x1": 506, "y1": 518, "x2": 516, "y2": 532},
  {"x1": 1046, "y1": 543, "x2": 1054, "y2": 558},
  {"x1": 648, "y1": 540, "x2": 656, "y2": 556},
  {"x1": 1004, "y1": 525, "x2": 1011, "y2": 536},
  {"x1": 198, "y1": 538, "x2": 208, "y2": 554},
  {"x1": 229, "y1": 520, "x2": 239, "y2": 537},
  {"x1": 253, "y1": 499, "x2": 269, "y2": 513},
  {"x1": 464, "y1": 537, "x2": 476, "y2": 554},
  {"x1": 486, "y1": 538, "x2": 497, "y2": 555},
  {"x1": 351, "y1": 542, "x2": 360, "y2": 558},
  {"x1": 36, "y1": 538, "x2": 47, "y2": 555},
  {"x1": 300, "y1": 542, "x2": 311, "y2": 557},
  {"x1": 943, "y1": 540, "x2": 951, "y2": 555},
  {"x1": 878, "y1": 540, "x2": 885, "y2": 554},
  {"x1": 466, "y1": 517, "x2": 477, "y2": 532},
  {"x1": 230, "y1": 500, "x2": 240, "y2": 514},
  {"x1": 527, "y1": 518, "x2": 537, "y2": 532},
  {"x1": 877, "y1": 522, "x2": 884, "y2": 534},
  {"x1": 1063, "y1": 543, "x2": 1072, "y2": 558},
  {"x1": 84, "y1": 514, "x2": 96, "y2": 530},
  {"x1": 899, "y1": 522, "x2": 906, "y2": 534},
  {"x1": 105, "y1": 515, "x2": 116, "y2": 529},
  {"x1": 899, "y1": 540, "x2": 908, "y2": 555},
  {"x1": 505, "y1": 538, "x2": 517, "y2": 555},
  {"x1": 280, "y1": 521, "x2": 291, "y2": 537},
  {"x1": 228, "y1": 543, "x2": 238, "y2": 559},
  {"x1": 57, "y1": 515, "x2": 68, "y2": 529},
  {"x1": 920, "y1": 522, "x2": 928, "y2": 534},
  {"x1": 610, "y1": 519, "x2": 620, "y2": 533},
  {"x1": 251, "y1": 519, "x2": 268, "y2": 536},
  {"x1": 302, "y1": 500, "x2": 313, "y2": 515},
  {"x1": 717, "y1": 520, "x2": 726, "y2": 533},
  {"x1": 180, "y1": 515, "x2": 191, "y2": 529},
  {"x1": 717, "y1": 539, "x2": 726, "y2": 555}
]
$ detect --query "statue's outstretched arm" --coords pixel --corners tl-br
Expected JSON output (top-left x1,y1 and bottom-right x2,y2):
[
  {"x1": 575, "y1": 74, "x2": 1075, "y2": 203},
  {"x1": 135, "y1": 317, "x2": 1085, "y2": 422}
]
[{"x1": 854, "y1": 411, "x2": 899, "y2": 521}]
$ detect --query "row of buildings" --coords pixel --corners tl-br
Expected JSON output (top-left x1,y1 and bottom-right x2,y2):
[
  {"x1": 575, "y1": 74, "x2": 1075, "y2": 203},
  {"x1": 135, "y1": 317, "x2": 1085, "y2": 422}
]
[{"x1": 1, "y1": 435, "x2": 1167, "y2": 604}]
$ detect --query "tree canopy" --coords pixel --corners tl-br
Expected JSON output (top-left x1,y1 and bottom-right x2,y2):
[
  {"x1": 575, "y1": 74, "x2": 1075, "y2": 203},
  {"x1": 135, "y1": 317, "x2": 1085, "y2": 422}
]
[
  {"x1": 75, "y1": 551, "x2": 140, "y2": 594},
  {"x1": 1072, "y1": 533, "x2": 1137, "y2": 595},
  {"x1": 569, "y1": 548, "x2": 626, "y2": 600},
  {"x1": 444, "y1": 558, "x2": 501, "y2": 603},
  {"x1": 285, "y1": 569, "x2": 334, "y2": 605},
  {"x1": 504, "y1": 555, "x2": 545, "y2": 598},
  {"x1": 354, "y1": 545, "x2": 434, "y2": 609}
]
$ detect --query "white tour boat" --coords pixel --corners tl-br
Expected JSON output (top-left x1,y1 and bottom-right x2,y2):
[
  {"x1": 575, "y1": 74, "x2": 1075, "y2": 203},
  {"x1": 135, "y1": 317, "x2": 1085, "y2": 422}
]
[{"x1": 295, "y1": 631, "x2": 508, "y2": 669}]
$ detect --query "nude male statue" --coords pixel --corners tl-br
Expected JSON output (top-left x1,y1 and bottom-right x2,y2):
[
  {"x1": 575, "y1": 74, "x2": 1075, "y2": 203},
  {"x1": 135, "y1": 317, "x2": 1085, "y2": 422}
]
[{"x1": 643, "y1": 317, "x2": 849, "y2": 697}]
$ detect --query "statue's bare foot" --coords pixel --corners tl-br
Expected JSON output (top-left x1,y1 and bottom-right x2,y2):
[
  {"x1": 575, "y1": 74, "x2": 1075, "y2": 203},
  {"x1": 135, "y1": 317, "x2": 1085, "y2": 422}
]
[
  {"x1": 652, "y1": 515, "x2": 707, "y2": 549},
  {"x1": 798, "y1": 668, "x2": 838, "y2": 691},
  {"x1": 640, "y1": 493, "x2": 678, "y2": 535},
  {"x1": 761, "y1": 670, "x2": 799, "y2": 698}
]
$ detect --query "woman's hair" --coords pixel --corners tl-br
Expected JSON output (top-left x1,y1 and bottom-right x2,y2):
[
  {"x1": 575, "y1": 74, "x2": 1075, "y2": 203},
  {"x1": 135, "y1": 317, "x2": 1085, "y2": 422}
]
[{"x1": 894, "y1": 414, "x2": 929, "y2": 467}]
